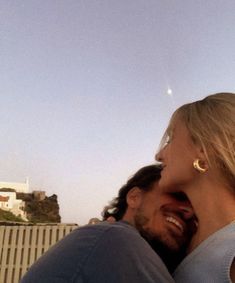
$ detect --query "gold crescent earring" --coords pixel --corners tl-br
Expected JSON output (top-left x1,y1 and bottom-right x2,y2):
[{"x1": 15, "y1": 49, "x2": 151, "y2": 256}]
[{"x1": 193, "y1": 159, "x2": 207, "y2": 173}]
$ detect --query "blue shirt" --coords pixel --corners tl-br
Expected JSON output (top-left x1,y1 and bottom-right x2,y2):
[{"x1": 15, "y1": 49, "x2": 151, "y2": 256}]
[{"x1": 21, "y1": 221, "x2": 174, "y2": 283}]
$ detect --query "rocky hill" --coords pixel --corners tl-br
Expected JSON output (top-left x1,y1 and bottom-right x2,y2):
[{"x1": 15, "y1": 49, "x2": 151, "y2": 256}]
[{"x1": 17, "y1": 192, "x2": 61, "y2": 223}]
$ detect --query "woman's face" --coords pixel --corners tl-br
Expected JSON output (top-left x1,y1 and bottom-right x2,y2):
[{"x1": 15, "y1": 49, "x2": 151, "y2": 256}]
[{"x1": 156, "y1": 119, "x2": 200, "y2": 192}]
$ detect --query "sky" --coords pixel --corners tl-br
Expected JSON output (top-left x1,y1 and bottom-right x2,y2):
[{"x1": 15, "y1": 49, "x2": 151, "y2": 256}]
[{"x1": 0, "y1": 1, "x2": 235, "y2": 225}]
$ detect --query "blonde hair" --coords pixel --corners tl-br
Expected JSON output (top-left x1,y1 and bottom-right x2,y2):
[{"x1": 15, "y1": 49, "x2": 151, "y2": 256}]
[{"x1": 165, "y1": 93, "x2": 235, "y2": 188}]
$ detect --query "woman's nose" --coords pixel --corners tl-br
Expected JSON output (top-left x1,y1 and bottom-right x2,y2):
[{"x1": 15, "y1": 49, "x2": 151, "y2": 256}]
[{"x1": 155, "y1": 150, "x2": 162, "y2": 162}]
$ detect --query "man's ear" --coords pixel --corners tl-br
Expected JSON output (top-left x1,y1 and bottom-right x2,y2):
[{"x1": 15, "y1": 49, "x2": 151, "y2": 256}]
[{"x1": 126, "y1": 187, "x2": 143, "y2": 209}]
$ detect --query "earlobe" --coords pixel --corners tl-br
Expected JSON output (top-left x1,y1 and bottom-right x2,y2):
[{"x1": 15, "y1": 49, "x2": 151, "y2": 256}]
[
  {"x1": 193, "y1": 145, "x2": 209, "y2": 173},
  {"x1": 193, "y1": 159, "x2": 208, "y2": 173},
  {"x1": 126, "y1": 187, "x2": 143, "y2": 209}
]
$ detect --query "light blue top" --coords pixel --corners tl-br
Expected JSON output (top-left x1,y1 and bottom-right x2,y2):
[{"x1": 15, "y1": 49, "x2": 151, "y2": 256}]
[{"x1": 174, "y1": 222, "x2": 235, "y2": 283}]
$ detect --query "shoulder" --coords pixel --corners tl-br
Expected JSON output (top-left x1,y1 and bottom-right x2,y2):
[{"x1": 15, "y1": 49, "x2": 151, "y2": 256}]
[
  {"x1": 81, "y1": 221, "x2": 143, "y2": 249},
  {"x1": 82, "y1": 222, "x2": 174, "y2": 283},
  {"x1": 73, "y1": 221, "x2": 139, "y2": 240},
  {"x1": 59, "y1": 221, "x2": 142, "y2": 258},
  {"x1": 80, "y1": 221, "x2": 168, "y2": 268},
  {"x1": 86, "y1": 221, "x2": 171, "y2": 272},
  {"x1": 174, "y1": 225, "x2": 235, "y2": 282}
]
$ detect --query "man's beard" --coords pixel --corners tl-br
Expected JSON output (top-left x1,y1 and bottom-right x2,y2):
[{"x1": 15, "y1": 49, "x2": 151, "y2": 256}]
[
  {"x1": 140, "y1": 229, "x2": 187, "y2": 273},
  {"x1": 134, "y1": 213, "x2": 188, "y2": 273}
]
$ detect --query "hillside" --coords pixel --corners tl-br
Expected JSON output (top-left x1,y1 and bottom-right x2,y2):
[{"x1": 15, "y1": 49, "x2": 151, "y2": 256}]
[{"x1": 0, "y1": 208, "x2": 25, "y2": 222}]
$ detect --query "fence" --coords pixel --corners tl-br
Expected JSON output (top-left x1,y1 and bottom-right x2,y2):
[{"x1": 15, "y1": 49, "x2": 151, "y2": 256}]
[{"x1": 0, "y1": 223, "x2": 78, "y2": 283}]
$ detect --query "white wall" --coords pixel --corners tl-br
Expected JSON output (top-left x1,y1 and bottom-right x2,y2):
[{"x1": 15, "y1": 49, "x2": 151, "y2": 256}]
[
  {"x1": 0, "y1": 192, "x2": 27, "y2": 221},
  {"x1": 0, "y1": 179, "x2": 29, "y2": 193}
]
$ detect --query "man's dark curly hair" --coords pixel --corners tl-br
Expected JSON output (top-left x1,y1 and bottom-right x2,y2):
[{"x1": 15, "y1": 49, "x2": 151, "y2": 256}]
[{"x1": 102, "y1": 164, "x2": 161, "y2": 221}]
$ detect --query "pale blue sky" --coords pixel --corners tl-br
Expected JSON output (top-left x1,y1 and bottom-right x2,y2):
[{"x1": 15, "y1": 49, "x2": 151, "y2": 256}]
[{"x1": 1, "y1": 1, "x2": 235, "y2": 225}]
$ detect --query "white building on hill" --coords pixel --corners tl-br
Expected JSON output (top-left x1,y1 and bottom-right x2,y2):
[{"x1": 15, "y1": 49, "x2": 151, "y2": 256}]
[
  {"x1": 0, "y1": 191, "x2": 28, "y2": 221},
  {"x1": 0, "y1": 178, "x2": 29, "y2": 193},
  {"x1": 0, "y1": 179, "x2": 30, "y2": 221}
]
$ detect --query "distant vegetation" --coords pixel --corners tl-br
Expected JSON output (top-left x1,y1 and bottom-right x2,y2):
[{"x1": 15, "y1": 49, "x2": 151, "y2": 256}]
[
  {"x1": 0, "y1": 209, "x2": 25, "y2": 222},
  {"x1": 0, "y1": 188, "x2": 16, "y2": 192}
]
